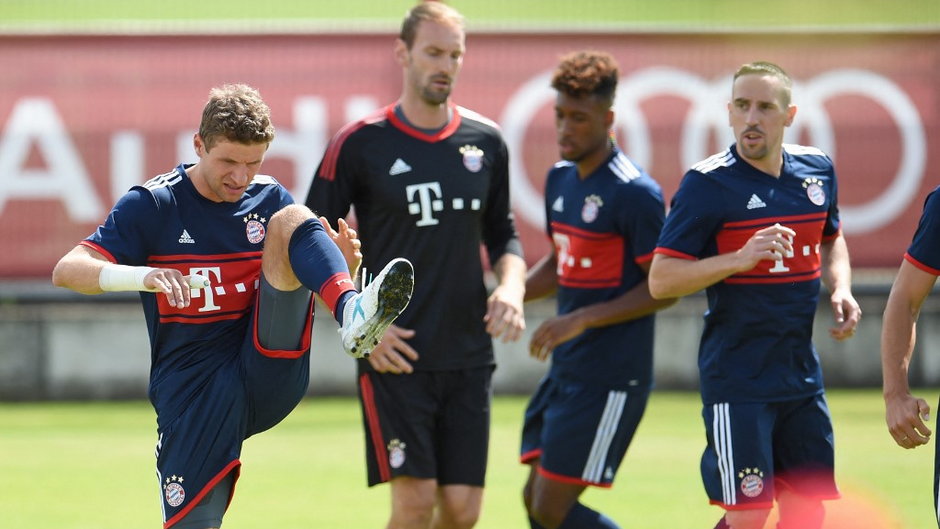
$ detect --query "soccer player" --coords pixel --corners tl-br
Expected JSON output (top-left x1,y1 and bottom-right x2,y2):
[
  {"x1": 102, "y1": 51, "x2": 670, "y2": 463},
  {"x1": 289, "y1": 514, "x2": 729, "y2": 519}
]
[
  {"x1": 51, "y1": 84, "x2": 414, "y2": 529},
  {"x1": 648, "y1": 61, "x2": 861, "y2": 529},
  {"x1": 519, "y1": 50, "x2": 675, "y2": 529},
  {"x1": 305, "y1": 3, "x2": 526, "y2": 528},
  {"x1": 881, "y1": 187, "x2": 940, "y2": 526}
]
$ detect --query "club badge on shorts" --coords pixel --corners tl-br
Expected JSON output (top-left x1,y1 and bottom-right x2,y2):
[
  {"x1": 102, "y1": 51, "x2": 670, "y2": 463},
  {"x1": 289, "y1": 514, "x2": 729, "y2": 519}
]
[
  {"x1": 244, "y1": 212, "x2": 267, "y2": 244},
  {"x1": 164, "y1": 475, "x2": 186, "y2": 507},
  {"x1": 738, "y1": 467, "x2": 764, "y2": 498},
  {"x1": 582, "y1": 194, "x2": 604, "y2": 223},
  {"x1": 388, "y1": 439, "x2": 407, "y2": 469},
  {"x1": 459, "y1": 145, "x2": 484, "y2": 173},
  {"x1": 802, "y1": 177, "x2": 826, "y2": 206}
]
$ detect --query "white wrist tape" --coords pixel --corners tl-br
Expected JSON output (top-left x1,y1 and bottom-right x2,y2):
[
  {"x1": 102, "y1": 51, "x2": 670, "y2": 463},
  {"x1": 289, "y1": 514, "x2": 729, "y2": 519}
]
[{"x1": 99, "y1": 264, "x2": 158, "y2": 292}]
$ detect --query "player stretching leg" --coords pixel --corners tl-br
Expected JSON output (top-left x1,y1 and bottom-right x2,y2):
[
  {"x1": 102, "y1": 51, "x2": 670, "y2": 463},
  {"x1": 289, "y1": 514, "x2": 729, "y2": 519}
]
[{"x1": 52, "y1": 84, "x2": 412, "y2": 529}]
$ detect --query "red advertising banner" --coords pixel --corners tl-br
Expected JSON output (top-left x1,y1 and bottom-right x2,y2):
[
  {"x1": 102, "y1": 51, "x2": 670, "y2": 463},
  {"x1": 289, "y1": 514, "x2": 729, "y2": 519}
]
[{"x1": 0, "y1": 32, "x2": 936, "y2": 278}]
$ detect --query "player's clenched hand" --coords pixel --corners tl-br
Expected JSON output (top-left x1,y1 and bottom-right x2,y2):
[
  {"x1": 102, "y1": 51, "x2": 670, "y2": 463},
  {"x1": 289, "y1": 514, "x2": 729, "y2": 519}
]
[
  {"x1": 885, "y1": 391, "x2": 932, "y2": 449},
  {"x1": 736, "y1": 223, "x2": 796, "y2": 272},
  {"x1": 485, "y1": 285, "x2": 525, "y2": 343},
  {"x1": 367, "y1": 324, "x2": 419, "y2": 374},
  {"x1": 144, "y1": 268, "x2": 195, "y2": 308},
  {"x1": 319, "y1": 216, "x2": 362, "y2": 280},
  {"x1": 528, "y1": 313, "x2": 586, "y2": 362},
  {"x1": 828, "y1": 288, "x2": 861, "y2": 341}
]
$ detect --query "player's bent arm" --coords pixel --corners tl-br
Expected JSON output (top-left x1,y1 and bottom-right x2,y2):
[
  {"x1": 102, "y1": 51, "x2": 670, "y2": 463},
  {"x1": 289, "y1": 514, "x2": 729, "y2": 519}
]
[
  {"x1": 648, "y1": 252, "x2": 748, "y2": 299},
  {"x1": 524, "y1": 252, "x2": 558, "y2": 302},
  {"x1": 52, "y1": 245, "x2": 112, "y2": 295},
  {"x1": 881, "y1": 259, "x2": 936, "y2": 397},
  {"x1": 570, "y1": 261, "x2": 677, "y2": 330}
]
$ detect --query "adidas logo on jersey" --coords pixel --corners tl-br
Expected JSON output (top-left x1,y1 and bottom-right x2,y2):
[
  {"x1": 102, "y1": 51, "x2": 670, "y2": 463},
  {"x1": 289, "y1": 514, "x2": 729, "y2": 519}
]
[
  {"x1": 178, "y1": 229, "x2": 196, "y2": 244},
  {"x1": 746, "y1": 194, "x2": 767, "y2": 210},
  {"x1": 389, "y1": 158, "x2": 412, "y2": 176},
  {"x1": 552, "y1": 196, "x2": 564, "y2": 212}
]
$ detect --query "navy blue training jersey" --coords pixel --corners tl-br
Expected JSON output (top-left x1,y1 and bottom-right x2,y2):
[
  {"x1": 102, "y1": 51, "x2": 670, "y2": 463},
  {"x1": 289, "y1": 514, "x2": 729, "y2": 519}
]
[
  {"x1": 544, "y1": 148, "x2": 665, "y2": 390},
  {"x1": 82, "y1": 165, "x2": 294, "y2": 424},
  {"x1": 905, "y1": 186, "x2": 940, "y2": 274},
  {"x1": 655, "y1": 144, "x2": 841, "y2": 404},
  {"x1": 307, "y1": 103, "x2": 523, "y2": 371}
]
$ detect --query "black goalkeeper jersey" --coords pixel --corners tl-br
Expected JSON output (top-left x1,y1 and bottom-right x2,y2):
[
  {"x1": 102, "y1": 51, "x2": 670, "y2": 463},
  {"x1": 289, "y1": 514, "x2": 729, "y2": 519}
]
[{"x1": 307, "y1": 103, "x2": 522, "y2": 371}]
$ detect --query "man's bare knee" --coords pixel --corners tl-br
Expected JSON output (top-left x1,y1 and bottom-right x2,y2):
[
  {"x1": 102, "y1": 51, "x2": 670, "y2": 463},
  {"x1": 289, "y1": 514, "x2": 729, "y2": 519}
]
[{"x1": 725, "y1": 508, "x2": 772, "y2": 529}]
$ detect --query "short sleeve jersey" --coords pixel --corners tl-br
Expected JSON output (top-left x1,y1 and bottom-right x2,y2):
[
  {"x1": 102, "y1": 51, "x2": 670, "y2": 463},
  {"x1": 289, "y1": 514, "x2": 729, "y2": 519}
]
[
  {"x1": 655, "y1": 144, "x2": 841, "y2": 404},
  {"x1": 307, "y1": 103, "x2": 523, "y2": 371},
  {"x1": 81, "y1": 164, "x2": 294, "y2": 424},
  {"x1": 904, "y1": 186, "x2": 940, "y2": 274},
  {"x1": 544, "y1": 148, "x2": 665, "y2": 390}
]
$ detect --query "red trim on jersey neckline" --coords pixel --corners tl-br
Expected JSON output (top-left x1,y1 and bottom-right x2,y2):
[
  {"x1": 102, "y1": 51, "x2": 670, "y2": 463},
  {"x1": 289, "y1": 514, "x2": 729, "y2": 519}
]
[{"x1": 385, "y1": 102, "x2": 463, "y2": 143}]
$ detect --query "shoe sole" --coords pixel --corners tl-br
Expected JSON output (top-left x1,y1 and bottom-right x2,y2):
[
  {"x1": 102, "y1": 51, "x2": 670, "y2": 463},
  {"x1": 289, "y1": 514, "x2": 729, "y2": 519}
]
[{"x1": 349, "y1": 259, "x2": 414, "y2": 358}]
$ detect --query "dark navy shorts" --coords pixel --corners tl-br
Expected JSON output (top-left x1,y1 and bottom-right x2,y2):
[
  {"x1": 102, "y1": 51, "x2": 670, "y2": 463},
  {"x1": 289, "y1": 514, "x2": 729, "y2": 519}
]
[
  {"x1": 156, "y1": 281, "x2": 314, "y2": 528},
  {"x1": 701, "y1": 393, "x2": 839, "y2": 511},
  {"x1": 520, "y1": 376, "x2": 650, "y2": 487},
  {"x1": 358, "y1": 365, "x2": 494, "y2": 487}
]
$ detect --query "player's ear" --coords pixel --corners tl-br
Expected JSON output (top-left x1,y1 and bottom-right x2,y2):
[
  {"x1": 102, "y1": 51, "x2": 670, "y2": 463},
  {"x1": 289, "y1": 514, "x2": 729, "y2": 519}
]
[
  {"x1": 785, "y1": 104, "x2": 797, "y2": 127},
  {"x1": 393, "y1": 38, "x2": 409, "y2": 67},
  {"x1": 193, "y1": 133, "x2": 204, "y2": 157},
  {"x1": 604, "y1": 109, "x2": 615, "y2": 129}
]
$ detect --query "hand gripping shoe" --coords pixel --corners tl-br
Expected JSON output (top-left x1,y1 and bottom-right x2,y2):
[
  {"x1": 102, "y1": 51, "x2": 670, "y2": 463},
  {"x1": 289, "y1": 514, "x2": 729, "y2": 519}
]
[{"x1": 339, "y1": 258, "x2": 414, "y2": 358}]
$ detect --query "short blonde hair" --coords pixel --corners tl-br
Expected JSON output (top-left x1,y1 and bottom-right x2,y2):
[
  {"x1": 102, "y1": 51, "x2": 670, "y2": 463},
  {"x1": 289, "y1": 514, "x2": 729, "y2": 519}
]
[{"x1": 198, "y1": 84, "x2": 275, "y2": 150}]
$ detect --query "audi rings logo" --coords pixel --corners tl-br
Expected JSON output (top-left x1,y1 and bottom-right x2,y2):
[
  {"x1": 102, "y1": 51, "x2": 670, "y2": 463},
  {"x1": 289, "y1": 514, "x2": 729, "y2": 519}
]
[{"x1": 502, "y1": 67, "x2": 926, "y2": 235}]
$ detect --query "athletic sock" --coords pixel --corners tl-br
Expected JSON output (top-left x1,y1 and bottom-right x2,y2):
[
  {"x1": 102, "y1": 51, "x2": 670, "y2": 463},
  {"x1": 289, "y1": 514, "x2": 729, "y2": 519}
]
[
  {"x1": 557, "y1": 503, "x2": 619, "y2": 529},
  {"x1": 287, "y1": 218, "x2": 356, "y2": 322}
]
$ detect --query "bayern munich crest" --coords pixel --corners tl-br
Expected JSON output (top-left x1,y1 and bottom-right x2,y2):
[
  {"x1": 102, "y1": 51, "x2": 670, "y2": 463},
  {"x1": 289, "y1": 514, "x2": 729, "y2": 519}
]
[
  {"x1": 802, "y1": 177, "x2": 826, "y2": 206},
  {"x1": 244, "y1": 212, "x2": 268, "y2": 244},
  {"x1": 459, "y1": 144, "x2": 484, "y2": 173},
  {"x1": 164, "y1": 475, "x2": 186, "y2": 507},
  {"x1": 581, "y1": 194, "x2": 604, "y2": 223},
  {"x1": 388, "y1": 439, "x2": 407, "y2": 469},
  {"x1": 738, "y1": 468, "x2": 764, "y2": 498}
]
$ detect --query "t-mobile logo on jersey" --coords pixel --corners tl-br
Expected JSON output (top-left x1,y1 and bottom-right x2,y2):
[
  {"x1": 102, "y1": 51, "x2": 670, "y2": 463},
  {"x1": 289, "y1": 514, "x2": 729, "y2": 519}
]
[
  {"x1": 405, "y1": 182, "x2": 482, "y2": 227},
  {"x1": 188, "y1": 266, "x2": 223, "y2": 312},
  {"x1": 406, "y1": 182, "x2": 443, "y2": 226}
]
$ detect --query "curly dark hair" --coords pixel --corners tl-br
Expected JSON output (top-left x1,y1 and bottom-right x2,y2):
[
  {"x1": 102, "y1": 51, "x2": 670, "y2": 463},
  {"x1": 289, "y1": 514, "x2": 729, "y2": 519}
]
[
  {"x1": 198, "y1": 84, "x2": 275, "y2": 150},
  {"x1": 551, "y1": 50, "x2": 619, "y2": 105}
]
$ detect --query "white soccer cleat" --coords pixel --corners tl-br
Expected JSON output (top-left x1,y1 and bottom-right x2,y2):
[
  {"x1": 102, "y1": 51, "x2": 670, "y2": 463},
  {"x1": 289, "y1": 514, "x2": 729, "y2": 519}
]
[{"x1": 339, "y1": 258, "x2": 414, "y2": 359}]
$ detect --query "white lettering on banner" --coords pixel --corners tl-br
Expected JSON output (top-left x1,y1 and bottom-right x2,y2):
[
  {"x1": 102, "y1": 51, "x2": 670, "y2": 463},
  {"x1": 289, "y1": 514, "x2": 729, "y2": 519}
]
[
  {"x1": 501, "y1": 67, "x2": 926, "y2": 235},
  {"x1": 0, "y1": 98, "x2": 104, "y2": 221},
  {"x1": 111, "y1": 131, "x2": 144, "y2": 201},
  {"x1": 0, "y1": 95, "x2": 368, "y2": 218}
]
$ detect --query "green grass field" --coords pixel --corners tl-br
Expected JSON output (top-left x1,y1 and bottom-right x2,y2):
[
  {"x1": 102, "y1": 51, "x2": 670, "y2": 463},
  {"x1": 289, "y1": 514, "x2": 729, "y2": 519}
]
[
  {"x1": 0, "y1": 390, "x2": 933, "y2": 528},
  {"x1": 0, "y1": 0, "x2": 937, "y2": 29}
]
